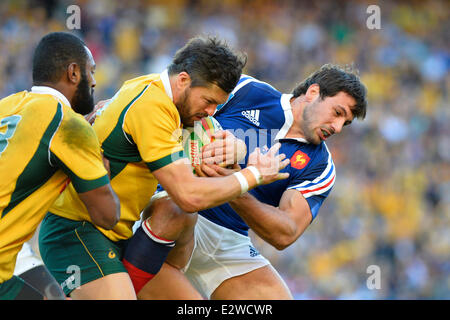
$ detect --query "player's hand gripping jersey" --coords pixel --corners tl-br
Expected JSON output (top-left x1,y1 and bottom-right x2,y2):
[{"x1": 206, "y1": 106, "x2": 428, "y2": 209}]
[
  {"x1": 199, "y1": 75, "x2": 336, "y2": 235},
  {"x1": 0, "y1": 87, "x2": 108, "y2": 282},
  {"x1": 49, "y1": 71, "x2": 187, "y2": 242}
]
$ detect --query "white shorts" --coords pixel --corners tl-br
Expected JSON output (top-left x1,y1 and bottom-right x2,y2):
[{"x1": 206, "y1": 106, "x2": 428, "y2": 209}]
[
  {"x1": 14, "y1": 242, "x2": 44, "y2": 276},
  {"x1": 182, "y1": 215, "x2": 270, "y2": 299}
]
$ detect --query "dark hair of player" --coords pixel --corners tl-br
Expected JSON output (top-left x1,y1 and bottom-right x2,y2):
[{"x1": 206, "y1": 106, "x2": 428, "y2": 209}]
[
  {"x1": 292, "y1": 63, "x2": 368, "y2": 120},
  {"x1": 168, "y1": 35, "x2": 247, "y2": 94},
  {"x1": 32, "y1": 32, "x2": 88, "y2": 85}
]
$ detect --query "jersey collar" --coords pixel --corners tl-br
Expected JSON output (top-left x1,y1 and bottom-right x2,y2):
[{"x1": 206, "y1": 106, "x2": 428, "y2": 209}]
[
  {"x1": 274, "y1": 93, "x2": 309, "y2": 144},
  {"x1": 31, "y1": 86, "x2": 71, "y2": 108},
  {"x1": 160, "y1": 69, "x2": 173, "y2": 101}
]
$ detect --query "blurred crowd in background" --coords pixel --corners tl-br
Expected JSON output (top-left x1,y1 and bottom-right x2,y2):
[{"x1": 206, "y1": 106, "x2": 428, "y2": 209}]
[{"x1": 0, "y1": 0, "x2": 448, "y2": 299}]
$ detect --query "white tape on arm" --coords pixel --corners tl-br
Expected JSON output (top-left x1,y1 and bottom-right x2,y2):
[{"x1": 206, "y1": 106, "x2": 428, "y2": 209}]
[
  {"x1": 246, "y1": 166, "x2": 263, "y2": 185},
  {"x1": 233, "y1": 171, "x2": 249, "y2": 194}
]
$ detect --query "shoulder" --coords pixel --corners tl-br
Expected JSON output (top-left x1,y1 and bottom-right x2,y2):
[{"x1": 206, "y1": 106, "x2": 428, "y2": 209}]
[
  {"x1": 233, "y1": 75, "x2": 279, "y2": 94},
  {"x1": 112, "y1": 74, "x2": 177, "y2": 121},
  {"x1": 309, "y1": 142, "x2": 333, "y2": 165},
  {"x1": 232, "y1": 75, "x2": 281, "y2": 100},
  {"x1": 23, "y1": 94, "x2": 66, "y2": 132},
  {"x1": 132, "y1": 76, "x2": 176, "y2": 113},
  {"x1": 56, "y1": 107, "x2": 99, "y2": 148},
  {"x1": 26, "y1": 92, "x2": 61, "y2": 113},
  {"x1": 282, "y1": 140, "x2": 334, "y2": 177},
  {"x1": 217, "y1": 75, "x2": 281, "y2": 112},
  {"x1": 285, "y1": 141, "x2": 336, "y2": 196}
]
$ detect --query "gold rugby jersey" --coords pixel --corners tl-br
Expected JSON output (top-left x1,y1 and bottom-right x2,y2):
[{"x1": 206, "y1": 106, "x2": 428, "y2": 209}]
[
  {"x1": 0, "y1": 86, "x2": 109, "y2": 282},
  {"x1": 50, "y1": 70, "x2": 186, "y2": 242}
]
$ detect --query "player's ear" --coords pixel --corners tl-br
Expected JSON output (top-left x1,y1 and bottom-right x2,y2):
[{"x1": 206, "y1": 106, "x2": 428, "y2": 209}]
[
  {"x1": 176, "y1": 71, "x2": 192, "y2": 91},
  {"x1": 66, "y1": 62, "x2": 81, "y2": 85},
  {"x1": 305, "y1": 83, "x2": 320, "y2": 103}
]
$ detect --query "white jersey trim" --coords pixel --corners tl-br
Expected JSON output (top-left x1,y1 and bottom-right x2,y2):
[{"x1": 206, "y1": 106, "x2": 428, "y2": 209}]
[
  {"x1": 288, "y1": 144, "x2": 336, "y2": 198},
  {"x1": 31, "y1": 86, "x2": 71, "y2": 108}
]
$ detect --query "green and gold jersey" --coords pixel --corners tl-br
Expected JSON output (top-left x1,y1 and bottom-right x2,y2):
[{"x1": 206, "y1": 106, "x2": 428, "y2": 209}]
[
  {"x1": 50, "y1": 71, "x2": 186, "y2": 242},
  {"x1": 0, "y1": 87, "x2": 109, "y2": 282}
]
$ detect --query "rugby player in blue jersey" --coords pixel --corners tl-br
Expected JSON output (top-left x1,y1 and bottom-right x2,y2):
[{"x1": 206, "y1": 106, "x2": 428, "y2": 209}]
[{"x1": 123, "y1": 64, "x2": 368, "y2": 299}]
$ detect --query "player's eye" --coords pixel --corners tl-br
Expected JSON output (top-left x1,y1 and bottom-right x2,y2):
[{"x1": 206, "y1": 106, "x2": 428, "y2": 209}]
[{"x1": 335, "y1": 109, "x2": 341, "y2": 116}]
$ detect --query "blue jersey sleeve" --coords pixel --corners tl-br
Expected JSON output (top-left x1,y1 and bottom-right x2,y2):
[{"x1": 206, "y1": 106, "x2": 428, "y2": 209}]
[{"x1": 286, "y1": 148, "x2": 336, "y2": 220}]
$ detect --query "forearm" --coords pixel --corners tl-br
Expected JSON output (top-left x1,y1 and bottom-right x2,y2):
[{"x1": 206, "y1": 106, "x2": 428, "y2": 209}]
[
  {"x1": 79, "y1": 184, "x2": 120, "y2": 229},
  {"x1": 155, "y1": 142, "x2": 289, "y2": 213},
  {"x1": 169, "y1": 167, "x2": 260, "y2": 212},
  {"x1": 229, "y1": 193, "x2": 298, "y2": 250}
]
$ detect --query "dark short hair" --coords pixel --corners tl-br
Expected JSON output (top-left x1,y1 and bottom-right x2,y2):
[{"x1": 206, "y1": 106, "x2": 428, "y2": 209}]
[
  {"x1": 168, "y1": 36, "x2": 247, "y2": 94},
  {"x1": 292, "y1": 64, "x2": 367, "y2": 119},
  {"x1": 32, "y1": 32, "x2": 88, "y2": 85}
]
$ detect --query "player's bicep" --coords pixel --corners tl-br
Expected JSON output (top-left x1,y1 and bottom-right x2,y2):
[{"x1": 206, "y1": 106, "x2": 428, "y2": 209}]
[
  {"x1": 49, "y1": 113, "x2": 109, "y2": 192},
  {"x1": 278, "y1": 189, "x2": 313, "y2": 237},
  {"x1": 50, "y1": 151, "x2": 109, "y2": 192}
]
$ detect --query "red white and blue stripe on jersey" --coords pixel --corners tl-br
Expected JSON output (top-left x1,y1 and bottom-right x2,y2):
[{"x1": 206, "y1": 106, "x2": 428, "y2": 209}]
[{"x1": 288, "y1": 145, "x2": 335, "y2": 199}]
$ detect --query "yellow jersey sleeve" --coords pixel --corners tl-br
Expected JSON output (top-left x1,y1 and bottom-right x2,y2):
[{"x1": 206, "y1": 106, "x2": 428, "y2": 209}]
[
  {"x1": 49, "y1": 107, "x2": 109, "y2": 193},
  {"x1": 123, "y1": 96, "x2": 186, "y2": 171}
]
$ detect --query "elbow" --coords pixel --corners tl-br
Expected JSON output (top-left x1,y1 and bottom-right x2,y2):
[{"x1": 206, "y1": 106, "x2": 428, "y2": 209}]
[
  {"x1": 106, "y1": 195, "x2": 121, "y2": 229},
  {"x1": 176, "y1": 196, "x2": 204, "y2": 213},
  {"x1": 271, "y1": 221, "x2": 306, "y2": 250},
  {"x1": 93, "y1": 215, "x2": 117, "y2": 230},
  {"x1": 173, "y1": 190, "x2": 207, "y2": 213},
  {"x1": 91, "y1": 196, "x2": 120, "y2": 230},
  {"x1": 80, "y1": 184, "x2": 120, "y2": 230},
  {"x1": 272, "y1": 238, "x2": 294, "y2": 251},
  {"x1": 91, "y1": 208, "x2": 119, "y2": 230},
  {"x1": 269, "y1": 230, "x2": 298, "y2": 251},
  {"x1": 106, "y1": 205, "x2": 121, "y2": 229}
]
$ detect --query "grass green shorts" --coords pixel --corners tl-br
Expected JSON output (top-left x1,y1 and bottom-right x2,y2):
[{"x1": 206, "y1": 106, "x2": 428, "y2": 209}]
[
  {"x1": 38, "y1": 212, "x2": 128, "y2": 296},
  {"x1": 0, "y1": 276, "x2": 24, "y2": 300},
  {"x1": 0, "y1": 276, "x2": 43, "y2": 300}
]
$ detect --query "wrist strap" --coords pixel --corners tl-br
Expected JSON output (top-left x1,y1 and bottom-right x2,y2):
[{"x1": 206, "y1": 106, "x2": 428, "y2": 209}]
[
  {"x1": 233, "y1": 171, "x2": 249, "y2": 194},
  {"x1": 246, "y1": 166, "x2": 263, "y2": 185}
]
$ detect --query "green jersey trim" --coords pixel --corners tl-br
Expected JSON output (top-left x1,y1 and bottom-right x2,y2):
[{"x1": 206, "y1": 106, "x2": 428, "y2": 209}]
[
  {"x1": 146, "y1": 150, "x2": 186, "y2": 172},
  {"x1": 49, "y1": 152, "x2": 110, "y2": 193},
  {"x1": 101, "y1": 85, "x2": 149, "y2": 164},
  {"x1": 1, "y1": 103, "x2": 63, "y2": 218}
]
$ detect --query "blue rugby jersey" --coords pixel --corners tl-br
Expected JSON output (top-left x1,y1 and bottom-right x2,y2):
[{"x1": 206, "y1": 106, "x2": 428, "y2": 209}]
[{"x1": 198, "y1": 75, "x2": 336, "y2": 236}]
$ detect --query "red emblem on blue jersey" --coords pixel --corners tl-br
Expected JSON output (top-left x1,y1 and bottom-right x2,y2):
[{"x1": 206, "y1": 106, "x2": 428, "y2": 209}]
[{"x1": 290, "y1": 150, "x2": 310, "y2": 170}]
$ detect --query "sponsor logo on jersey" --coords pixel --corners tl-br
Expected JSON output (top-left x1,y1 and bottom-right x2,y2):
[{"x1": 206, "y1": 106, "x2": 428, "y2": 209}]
[
  {"x1": 190, "y1": 139, "x2": 200, "y2": 167},
  {"x1": 290, "y1": 150, "x2": 310, "y2": 170},
  {"x1": 242, "y1": 110, "x2": 260, "y2": 126}
]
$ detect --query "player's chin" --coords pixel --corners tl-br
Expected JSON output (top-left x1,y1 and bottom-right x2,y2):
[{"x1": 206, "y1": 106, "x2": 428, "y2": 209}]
[{"x1": 306, "y1": 130, "x2": 322, "y2": 145}]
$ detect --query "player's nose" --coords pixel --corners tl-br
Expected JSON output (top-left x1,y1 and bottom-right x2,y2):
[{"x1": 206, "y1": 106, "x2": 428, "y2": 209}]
[
  {"x1": 331, "y1": 119, "x2": 345, "y2": 134},
  {"x1": 205, "y1": 105, "x2": 216, "y2": 116}
]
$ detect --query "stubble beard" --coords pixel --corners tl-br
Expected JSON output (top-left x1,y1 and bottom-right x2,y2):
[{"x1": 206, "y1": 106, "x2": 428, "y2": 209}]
[{"x1": 301, "y1": 101, "x2": 321, "y2": 145}]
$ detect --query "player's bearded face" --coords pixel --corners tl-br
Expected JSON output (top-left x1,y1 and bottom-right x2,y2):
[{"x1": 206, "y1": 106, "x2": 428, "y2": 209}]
[
  {"x1": 178, "y1": 87, "x2": 209, "y2": 127},
  {"x1": 72, "y1": 71, "x2": 95, "y2": 115}
]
